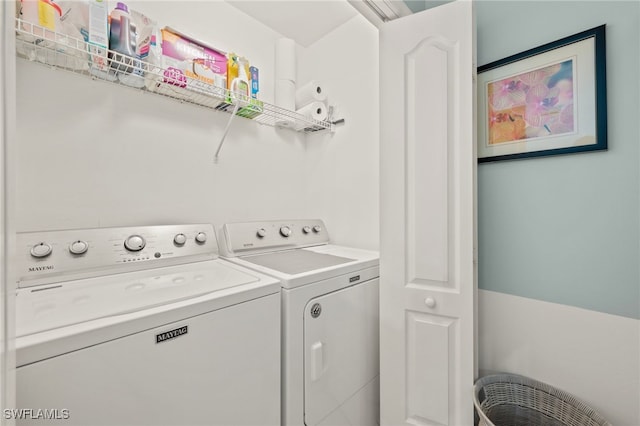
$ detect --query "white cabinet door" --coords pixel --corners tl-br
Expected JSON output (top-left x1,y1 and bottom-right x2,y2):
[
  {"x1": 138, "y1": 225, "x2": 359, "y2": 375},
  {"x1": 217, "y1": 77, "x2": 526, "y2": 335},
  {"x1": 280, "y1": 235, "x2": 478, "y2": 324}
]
[{"x1": 379, "y1": 1, "x2": 477, "y2": 425}]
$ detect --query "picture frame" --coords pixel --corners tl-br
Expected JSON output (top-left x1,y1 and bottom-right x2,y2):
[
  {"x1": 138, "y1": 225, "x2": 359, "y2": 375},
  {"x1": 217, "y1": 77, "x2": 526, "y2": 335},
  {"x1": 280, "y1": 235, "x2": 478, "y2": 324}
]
[{"x1": 477, "y1": 25, "x2": 607, "y2": 163}]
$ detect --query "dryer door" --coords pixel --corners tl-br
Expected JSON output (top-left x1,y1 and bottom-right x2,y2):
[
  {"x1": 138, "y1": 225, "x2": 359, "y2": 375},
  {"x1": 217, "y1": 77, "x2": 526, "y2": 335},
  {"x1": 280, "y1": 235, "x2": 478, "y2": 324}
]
[{"x1": 304, "y1": 278, "x2": 380, "y2": 426}]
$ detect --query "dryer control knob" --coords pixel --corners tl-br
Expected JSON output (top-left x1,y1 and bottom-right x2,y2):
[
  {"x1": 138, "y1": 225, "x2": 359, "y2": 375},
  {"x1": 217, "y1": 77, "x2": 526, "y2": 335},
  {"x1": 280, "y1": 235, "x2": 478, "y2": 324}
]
[
  {"x1": 312, "y1": 225, "x2": 322, "y2": 233},
  {"x1": 195, "y1": 232, "x2": 207, "y2": 244},
  {"x1": 280, "y1": 226, "x2": 292, "y2": 237},
  {"x1": 31, "y1": 242, "x2": 52, "y2": 258},
  {"x1": 69, "y1": 240, "x2": 88, "y2": 255},
  {"x1": 302, "y1": 226, "x2": 312, "y2": 234},
  {"x1": 174, "y1": 233, "x2": 187, "y2": 246},
  {"x1": 257, "y1": 228, "x2": 267, "y2": 238},
  {"x1": 124, "y1": 235, "x2": 146, "y2": 252}
]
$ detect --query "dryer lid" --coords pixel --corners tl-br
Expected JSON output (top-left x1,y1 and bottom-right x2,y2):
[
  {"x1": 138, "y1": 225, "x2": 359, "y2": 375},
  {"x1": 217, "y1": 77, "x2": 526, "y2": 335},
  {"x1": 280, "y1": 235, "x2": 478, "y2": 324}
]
[{"x1": 242, "y1": 249, "x2": 355, "y2": 275}]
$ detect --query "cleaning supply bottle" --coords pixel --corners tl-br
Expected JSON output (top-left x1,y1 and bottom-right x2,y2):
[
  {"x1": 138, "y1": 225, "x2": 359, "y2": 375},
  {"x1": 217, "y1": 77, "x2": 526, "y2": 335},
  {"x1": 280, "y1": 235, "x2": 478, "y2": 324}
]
[
  {"x1": 250, "y1": 66, "x2": 259, "y2": 99},
  {"x1": 108, "y1": 2, "x2": 137, "y2": 74},
  {"x1": 226, "y1": 53, "x2": 239, "y2": 90},
  {"x1": 230, "y1": 57, "x2": 250, "y2": 101}
]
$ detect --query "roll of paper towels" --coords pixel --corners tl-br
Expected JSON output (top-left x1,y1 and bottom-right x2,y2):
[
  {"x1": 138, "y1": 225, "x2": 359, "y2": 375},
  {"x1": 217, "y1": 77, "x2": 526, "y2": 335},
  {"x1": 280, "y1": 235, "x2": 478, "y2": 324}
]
[
  {"x1": 275, "y1": 79, "x2": 296, "y2": 111},
  {"x1": 296, "y1": 101, "x2": 328, "y2": 122},
  {"x1": 275, "y1": 38, "x2": 296, "y2": 82},
  {"x1": 296, "y1": 80, "x2": 327, "y2": 108}
]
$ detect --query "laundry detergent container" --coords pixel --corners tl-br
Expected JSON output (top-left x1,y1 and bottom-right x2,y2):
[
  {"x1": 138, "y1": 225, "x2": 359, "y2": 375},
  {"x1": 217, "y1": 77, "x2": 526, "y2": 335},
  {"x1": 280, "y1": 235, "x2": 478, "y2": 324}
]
[{"x1": 473, "y1": 374, "x2": 611, "y2": 426}]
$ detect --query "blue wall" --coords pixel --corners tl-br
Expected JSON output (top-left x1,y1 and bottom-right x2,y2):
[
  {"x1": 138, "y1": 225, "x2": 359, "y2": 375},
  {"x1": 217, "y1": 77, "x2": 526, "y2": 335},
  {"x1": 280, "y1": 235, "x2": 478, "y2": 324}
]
[{"x1": 477, "y1": 1, "x2": 640, "y2": 319}]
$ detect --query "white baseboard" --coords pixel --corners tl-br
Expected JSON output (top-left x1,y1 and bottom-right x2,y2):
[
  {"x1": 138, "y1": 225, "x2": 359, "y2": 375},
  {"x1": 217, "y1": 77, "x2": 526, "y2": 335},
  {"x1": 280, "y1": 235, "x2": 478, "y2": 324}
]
[{"x1": 478, "y1": 289, "x2": 640, "y2": 426}]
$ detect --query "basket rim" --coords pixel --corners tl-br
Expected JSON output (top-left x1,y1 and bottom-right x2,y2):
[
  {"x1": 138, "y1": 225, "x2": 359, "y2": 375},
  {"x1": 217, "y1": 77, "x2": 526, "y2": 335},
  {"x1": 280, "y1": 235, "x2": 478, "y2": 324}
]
[{"x1": 473, "y1": 373, "x2": 612, "y2": 426}]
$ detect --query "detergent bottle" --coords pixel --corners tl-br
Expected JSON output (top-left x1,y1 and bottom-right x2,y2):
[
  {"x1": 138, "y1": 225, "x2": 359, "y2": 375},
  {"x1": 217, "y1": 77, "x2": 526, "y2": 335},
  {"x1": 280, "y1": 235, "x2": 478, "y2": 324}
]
[{"x1": 108, "y1": 2, "x2": 137, "y2": 74}]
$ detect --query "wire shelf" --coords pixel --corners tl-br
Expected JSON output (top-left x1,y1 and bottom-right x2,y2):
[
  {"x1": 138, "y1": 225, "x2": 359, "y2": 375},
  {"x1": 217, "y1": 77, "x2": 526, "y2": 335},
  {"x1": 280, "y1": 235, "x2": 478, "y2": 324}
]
[{"x1": 14, "y1": 18, "x2": 332, "y2": 134}]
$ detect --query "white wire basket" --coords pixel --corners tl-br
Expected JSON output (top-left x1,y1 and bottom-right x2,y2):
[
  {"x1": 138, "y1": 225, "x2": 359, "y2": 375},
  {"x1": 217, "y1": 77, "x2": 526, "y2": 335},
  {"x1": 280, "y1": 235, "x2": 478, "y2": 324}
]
[
  {"x1": 474, "y1": 374, "x2": 612, "y2": 426},
  {"x1": 14, "y1": 18, "x2": 332, "y2": 134}
]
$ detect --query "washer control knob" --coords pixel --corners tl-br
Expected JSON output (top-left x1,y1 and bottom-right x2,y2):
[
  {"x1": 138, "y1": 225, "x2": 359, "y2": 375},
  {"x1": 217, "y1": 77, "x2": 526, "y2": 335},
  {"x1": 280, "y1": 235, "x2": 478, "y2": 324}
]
[
  {"x1": 124, "y1": 235, "x2": 146, "y2": 252},
  {"x1": 69, "y1": 240, "x2": 88, "y2": 255},
  {"x1": 31, "y1": 242, "x2": 52, "y2": 258},
  {"x1": 174, "y1": 233, "x2": 187, "y2": 246},
  {"x1": 257, "y1": 228, "x2": 267, "y2": 238},
  {"x1": 280, "y1": 226, "x2": 292, "y2": 237},
  {"x1": 312, "y1": 225, "x2": 322, "y2": 233},
  {"x1": 302, "y1": 226, "x2": 312, "y2": 234},
  {"x1": 195, "y1": 232, "x2": 207, "y2": 244}
]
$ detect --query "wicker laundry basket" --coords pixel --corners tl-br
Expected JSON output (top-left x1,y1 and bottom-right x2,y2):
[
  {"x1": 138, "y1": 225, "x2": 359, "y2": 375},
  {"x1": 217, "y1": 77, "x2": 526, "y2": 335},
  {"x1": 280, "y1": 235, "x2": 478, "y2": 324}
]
[{"x1": 473, "y1": 374, "x2": 612, "y2": 426}]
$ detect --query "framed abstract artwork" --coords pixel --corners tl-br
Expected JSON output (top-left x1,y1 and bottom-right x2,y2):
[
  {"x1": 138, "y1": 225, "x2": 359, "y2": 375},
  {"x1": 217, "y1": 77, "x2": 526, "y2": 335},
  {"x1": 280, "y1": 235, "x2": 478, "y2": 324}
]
[{"x1": 477, "y1": 25, "x2": 607, "y2": 163}]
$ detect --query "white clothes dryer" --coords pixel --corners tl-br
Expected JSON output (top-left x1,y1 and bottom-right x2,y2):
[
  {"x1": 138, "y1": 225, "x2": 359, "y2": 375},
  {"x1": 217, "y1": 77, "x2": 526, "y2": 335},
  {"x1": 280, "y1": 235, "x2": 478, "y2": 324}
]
[
  {"x1": 15, "y1": 224, "x2": 281, "y2": 426},
  {"x1": 220, "y1": 219, "x2": 380, "y2": 426}
]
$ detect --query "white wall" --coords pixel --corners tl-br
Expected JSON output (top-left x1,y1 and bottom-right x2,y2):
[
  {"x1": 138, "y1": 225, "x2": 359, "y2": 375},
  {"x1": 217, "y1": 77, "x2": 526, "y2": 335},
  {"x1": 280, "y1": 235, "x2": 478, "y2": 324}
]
[
  {"x1": 1, "y1": 0, "x2": 17, "y2": 416},
  {"x1": 475, "y1": 3, "x2": 640, "y2": 424},
  {"x1": 477, "y1": 1, "x2": 639, "y2": 319},
  {"x1": 479, "y1": 290, "x2": 640, "y2": 426},
  {"x1": 15, "y1": 1, "x2": 380, "y2": 252},
  {"x1": 15, "y1": 1, "x2": 312, "y2": 241},
  {"x1": 299, "y1": 15, "x2": 380, "y2": 250}
]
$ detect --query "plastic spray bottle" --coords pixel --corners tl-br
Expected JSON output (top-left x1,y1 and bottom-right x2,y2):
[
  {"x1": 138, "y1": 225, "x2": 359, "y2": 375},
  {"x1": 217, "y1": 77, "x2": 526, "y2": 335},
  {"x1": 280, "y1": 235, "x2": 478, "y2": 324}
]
[{"x1": 230, "y1": 57, "x2": 250, "y2": 100}]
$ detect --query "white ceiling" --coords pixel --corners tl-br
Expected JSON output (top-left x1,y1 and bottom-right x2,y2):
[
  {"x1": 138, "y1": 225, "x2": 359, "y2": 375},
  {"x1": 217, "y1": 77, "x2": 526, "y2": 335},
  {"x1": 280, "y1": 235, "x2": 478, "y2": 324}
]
[{"x1": 225, "y1": 1, "x2": 359, "y2": 47}]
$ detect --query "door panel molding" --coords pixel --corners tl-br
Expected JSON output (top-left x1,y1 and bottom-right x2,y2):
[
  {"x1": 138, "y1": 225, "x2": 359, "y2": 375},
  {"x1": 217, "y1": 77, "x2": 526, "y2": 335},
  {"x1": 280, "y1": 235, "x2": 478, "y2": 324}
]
[
  {"x1": 406, "y1": 311, "x2": 456, "y2": 425},
  {"x1": 405, "y1": 36, "x2": 461, "y2": 292}
]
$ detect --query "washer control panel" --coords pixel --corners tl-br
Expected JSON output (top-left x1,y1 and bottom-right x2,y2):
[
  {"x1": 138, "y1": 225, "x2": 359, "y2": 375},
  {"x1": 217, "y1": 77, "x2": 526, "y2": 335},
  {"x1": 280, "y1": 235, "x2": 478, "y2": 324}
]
[
  {"x1": 221, "y1": 219, "x2": 328, "y2": 256},
  {"x1": 16, "y1": 224, "x2": 217, "y2": 288}
]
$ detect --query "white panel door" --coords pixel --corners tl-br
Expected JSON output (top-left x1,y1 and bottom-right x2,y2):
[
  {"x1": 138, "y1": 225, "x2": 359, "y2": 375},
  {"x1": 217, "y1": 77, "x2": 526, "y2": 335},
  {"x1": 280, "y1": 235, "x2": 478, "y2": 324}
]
[{"x1": 379, "y1": 1, "x2": 476, "y2": 425}]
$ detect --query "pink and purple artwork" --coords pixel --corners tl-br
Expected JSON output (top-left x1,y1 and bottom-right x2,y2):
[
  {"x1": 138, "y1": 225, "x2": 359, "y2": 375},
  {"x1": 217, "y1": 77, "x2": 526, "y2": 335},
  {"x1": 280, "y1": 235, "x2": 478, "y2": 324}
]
[{"x1": 487, "y1": 60, "x2": 575, "y2": 145}]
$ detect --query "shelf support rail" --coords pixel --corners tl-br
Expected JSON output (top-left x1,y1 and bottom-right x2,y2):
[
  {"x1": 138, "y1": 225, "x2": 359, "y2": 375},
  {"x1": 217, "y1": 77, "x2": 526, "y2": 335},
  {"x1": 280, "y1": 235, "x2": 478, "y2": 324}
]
[{"x1": 213, "y1": 101, "x2": 241, "y2": 163}]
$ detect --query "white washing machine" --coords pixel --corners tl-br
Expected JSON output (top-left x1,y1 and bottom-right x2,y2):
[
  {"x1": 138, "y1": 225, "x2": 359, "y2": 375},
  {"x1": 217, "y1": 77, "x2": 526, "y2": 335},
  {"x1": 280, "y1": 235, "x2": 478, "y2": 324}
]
[
  {"x1": 220, "y1": 219, "x2": 380, "y2": 426},
  {"x1": 14, "y1": 224, "x2": 281, "y2": 426}
]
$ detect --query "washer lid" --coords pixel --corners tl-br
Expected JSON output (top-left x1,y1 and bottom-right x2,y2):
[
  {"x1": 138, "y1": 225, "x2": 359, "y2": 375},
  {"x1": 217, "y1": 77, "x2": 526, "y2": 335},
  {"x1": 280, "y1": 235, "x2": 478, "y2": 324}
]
[
  {"x1": 16, "y1": 260, "x2": 262, "y2": 337},
  {"x1": 243, "y1": 250, "x2": 356, "y2": 275}
]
